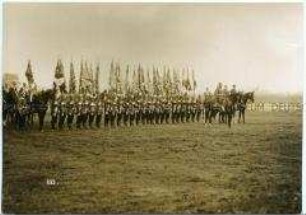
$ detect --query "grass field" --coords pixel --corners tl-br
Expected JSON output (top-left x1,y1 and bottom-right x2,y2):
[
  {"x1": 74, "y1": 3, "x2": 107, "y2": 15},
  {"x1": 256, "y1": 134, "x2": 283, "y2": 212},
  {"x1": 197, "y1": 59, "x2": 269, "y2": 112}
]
[{"x1": 2, "y1": 111, "x2": 302, "y2": 213}]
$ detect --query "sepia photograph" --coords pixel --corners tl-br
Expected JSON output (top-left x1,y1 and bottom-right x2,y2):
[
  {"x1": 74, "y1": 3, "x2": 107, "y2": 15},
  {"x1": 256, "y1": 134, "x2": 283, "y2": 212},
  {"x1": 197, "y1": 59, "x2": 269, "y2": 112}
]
[{"x1": 2, "y1": 2, "x2": 303, "y2": 214}]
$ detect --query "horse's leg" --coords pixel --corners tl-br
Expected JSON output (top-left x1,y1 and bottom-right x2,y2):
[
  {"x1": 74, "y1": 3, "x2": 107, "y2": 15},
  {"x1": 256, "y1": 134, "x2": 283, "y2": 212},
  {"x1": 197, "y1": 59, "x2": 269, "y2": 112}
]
[
  {"x1": 238, "y1": 110, "x2": 241, "y2": 123},
  {"x1": 242, "y1": 109, "x2": 246, "y2": 124},
  {"x1": 204, "y1": 108, "x2": 208, "y2": 124},
  {"x1": 227, "y1": 109, "x2": 232, "y2": 128},
  {"x1": 3, "y1": 110, "x2": 7, "y2": 128},
  {"x1": 31, "y1": 112, "x2": 34, "y2": 128}
]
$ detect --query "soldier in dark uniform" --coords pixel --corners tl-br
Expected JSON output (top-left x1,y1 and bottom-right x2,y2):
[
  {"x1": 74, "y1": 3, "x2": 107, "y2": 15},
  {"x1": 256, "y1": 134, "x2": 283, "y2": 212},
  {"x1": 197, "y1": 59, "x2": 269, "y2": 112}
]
[
  {"x1": 116, "y1": 100, "x2": 123, "y2": 127},
  {"x1": 66, "y1": 95, "x2": 76, "y2": 130},
  {"x1": 171, "y1": 100, "x2": 177, "y2": 124},
  {"x1": 17, "y1": 97, "x2": 28, "y2": 131},
  {"x1": 104, "y1": 100, "x2": 111, "y2": 127},
  {"x1": 148, "y1": 101, "x2": 154, "y2": 124},
  {"x1": 95, "y1": 97, "x2": 104, "y2": 128},
  {"x1": 75, "y1": 97, "x2": 83, "y2": 129},
  {"x1": 181, "y1": 99, "x2": 187, "y2": 123},
  {"x1": 154, "y1": 100, "x2": 160, "y2": 125},
  {"x1": 176, "y1": 100, "x2": 182, "y2": 123},
  {"x1": 110, "y1": 102, "x2": 117, "y2": 127},
  {"x1": 186, "y1": 99, "x2": 191, "y2": 123},
  {"x1": 140, "y1": 100, "x2": 146, "y2": 125},
  {"x1": 123, "y1": 101, "x2": 129, "y2": 127},
  {"x1": 51, "y1": 100, "x2": 59, "y2": 130},
  {"x1": 129, "y1": 101, "x2": 136, "y2": 126},
  {"x1": 230, "y1": 84, "x2": 238, "y2": 117},
  {"x1": 88, "y1": 96, "x2": 97, "y2": 129},
  {"x1": 58, "y1": 94, "x2": 67, "y2": 130},
  {"x1": 82, "y1": 96, "x2": 89, "y2": 128},
  {"x1": 164, "y1": 100, "x2": 172, "y2": 124},
  {"x1": 190, "y1": 99, "x2": 197, "y2": 122},
  {"x1": 204, "y1": 87, "x2": 213, "y2": 124},
  {"x1": 195, "y1": 95, "x2": 202, "y2": 122},
  {"x1": 143, "y1": 101, "x2": 149, "y2": 125},
  {"x1": 214, "y1": 82, "x2": 223, "y2": 106},
  {"x1": 160, "y1": 100, "x2": 166, "y2": 124},
  {"x1": 135, "y1": 100, "x2": 141, "y2": 126}
]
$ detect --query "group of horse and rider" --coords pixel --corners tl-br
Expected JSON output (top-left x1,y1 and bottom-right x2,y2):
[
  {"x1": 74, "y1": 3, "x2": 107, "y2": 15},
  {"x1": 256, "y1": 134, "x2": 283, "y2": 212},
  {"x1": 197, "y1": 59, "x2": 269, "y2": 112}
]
[{"x1": 3, "y1": 81, "x2": 254, "y2": 132}]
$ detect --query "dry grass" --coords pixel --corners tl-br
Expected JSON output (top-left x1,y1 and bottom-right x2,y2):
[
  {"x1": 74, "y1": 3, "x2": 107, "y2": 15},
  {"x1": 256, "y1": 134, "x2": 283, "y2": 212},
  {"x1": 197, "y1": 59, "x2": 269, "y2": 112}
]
[{"x1": 2, "y1": 111, "x2": 302, "y2": 213}]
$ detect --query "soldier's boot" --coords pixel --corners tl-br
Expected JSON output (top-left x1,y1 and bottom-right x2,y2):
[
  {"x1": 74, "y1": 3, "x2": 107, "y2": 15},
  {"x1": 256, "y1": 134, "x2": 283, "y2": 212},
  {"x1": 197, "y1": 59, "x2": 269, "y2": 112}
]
[
  {"x1": 104, "y1": 116, "x2": 108, "y2": 128},
  {"x1": 88, "y1": 116, "x2": 94, "y2": 129},
  {"x1": 83, "y1": 114, "x2": 88, "y2": 129},
  {"x1": 117, "y1": 116, "x2": 121, "y2": 127},
  {"x1": 95, "y1": 115, "x2": 101, "y2": 128},
  {"x1": 76, "y1": 116, "x2": 81, "y2": 129},
  {"x1": 51, "y1": 116, "x2": 57, "y2": 130}
]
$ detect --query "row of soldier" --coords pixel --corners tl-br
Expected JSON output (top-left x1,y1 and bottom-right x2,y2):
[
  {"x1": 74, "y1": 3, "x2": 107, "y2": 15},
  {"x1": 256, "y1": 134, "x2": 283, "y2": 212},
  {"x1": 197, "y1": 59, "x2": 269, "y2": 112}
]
[
  {"x1": 5, "y1": 81, "x2": 249, "y2": 131},
  {"x1": 49, "y1": 94, "x2": 204, "y2": 130}
]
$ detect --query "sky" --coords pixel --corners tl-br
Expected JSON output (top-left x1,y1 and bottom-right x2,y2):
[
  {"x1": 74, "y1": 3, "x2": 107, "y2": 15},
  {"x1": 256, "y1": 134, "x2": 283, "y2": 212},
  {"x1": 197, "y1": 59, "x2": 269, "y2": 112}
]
[{"x1": 2, "y1": 3, "x2": 303, "y2": 93}]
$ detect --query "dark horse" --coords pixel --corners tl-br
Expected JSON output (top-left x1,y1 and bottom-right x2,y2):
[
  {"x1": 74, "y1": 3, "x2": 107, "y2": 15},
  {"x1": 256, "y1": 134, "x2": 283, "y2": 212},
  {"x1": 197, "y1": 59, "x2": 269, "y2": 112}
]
[
  {"x1": 237, "y1": 91, "x2": 255, "y2": 124},
  {"x1": 205, "y1": 93, "x2": 238, "y2": 128},
  {"x1": 3, "y1": 87, "x2": 18, "y2": 129},
  {"x1": 28, "y1": 89, "x2": 55, "y2": 131},
  {"x1": 221, "y1": 93, "x2": 239, "y2": 128}
]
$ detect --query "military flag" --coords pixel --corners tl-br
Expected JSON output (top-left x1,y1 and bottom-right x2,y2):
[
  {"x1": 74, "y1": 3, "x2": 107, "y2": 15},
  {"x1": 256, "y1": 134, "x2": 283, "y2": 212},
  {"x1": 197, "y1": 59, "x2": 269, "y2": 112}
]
[
  {"x1": 79, "y1": 60, "x2": 84, "y2": 93},
  {"x1": 115, "y1": 62, "x2": 121, "y2": 94},
  {"x1": 69, "y1": 62, "x2": 76, "y2": 94},
  {"x1": 25, "y1": 60, "x2": 34, "y2": 84},
  {"x1": 95, "y1": 64, "x2": 100, "y2": 94},
  {"x1": 125, "y1": 65, "x2": 130, "y2": 94},
  {"x1": 54, "y1": 59, "x2": 66, "y2": 93},
  {"x1": 192, "y1": 68, "x2": 197, "y2": 93},
  {"x1": 109, "y1": 60, "x2": 115, "y2": 90}
]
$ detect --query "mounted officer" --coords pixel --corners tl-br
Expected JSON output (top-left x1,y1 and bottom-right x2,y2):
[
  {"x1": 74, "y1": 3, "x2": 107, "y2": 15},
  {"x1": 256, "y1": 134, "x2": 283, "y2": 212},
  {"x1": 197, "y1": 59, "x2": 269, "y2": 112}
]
[
  {"x1": 214, "y1": 82, "x2": 223, "y2": 106},
  {"x1": 51, "y1": 100, "x2": 59, "y2": 130},
  {"x1": 16, "y1": 96, "x2": 28, "y2": 131},
  {"x1": 230, "y1": 84, "x2": 238, "y2": 117}
]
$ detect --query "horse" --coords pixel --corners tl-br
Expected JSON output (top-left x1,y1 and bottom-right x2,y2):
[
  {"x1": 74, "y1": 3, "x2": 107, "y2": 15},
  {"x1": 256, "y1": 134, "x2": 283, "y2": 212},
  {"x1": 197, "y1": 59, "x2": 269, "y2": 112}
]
[
  {"x1": 28, "y1": 89, "x2": 55, "y2": 131},
  {"x1": 220, "y1": 93, "x2": 238, "y2": 128},
  {"x1": 3, "y1": 87, "x2": 18, "y2": 129},
  {"x1": 205, "y1": 93, "x2": 239, "y2": 128},
  {"x1": 237, "y1": 91, "x2": 255, "y2": 124}
]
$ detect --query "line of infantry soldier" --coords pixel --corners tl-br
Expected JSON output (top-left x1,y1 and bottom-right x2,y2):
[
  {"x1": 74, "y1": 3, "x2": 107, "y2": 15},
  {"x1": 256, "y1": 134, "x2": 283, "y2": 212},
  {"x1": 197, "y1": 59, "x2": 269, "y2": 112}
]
[
  {"x1": 50, "y1": 94, "x2": 204, "y2": 130},
  {"x1": 48, "y1": 82, "x2": 237, "y2": 130}
]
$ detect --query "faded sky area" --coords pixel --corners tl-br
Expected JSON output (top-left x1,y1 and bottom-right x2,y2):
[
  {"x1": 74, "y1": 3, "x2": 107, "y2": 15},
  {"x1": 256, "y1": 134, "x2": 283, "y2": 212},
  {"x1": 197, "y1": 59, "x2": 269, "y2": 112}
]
[{"x1": 3, "y1": 3, "x2": 303, "y2": 93}]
